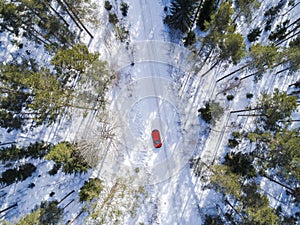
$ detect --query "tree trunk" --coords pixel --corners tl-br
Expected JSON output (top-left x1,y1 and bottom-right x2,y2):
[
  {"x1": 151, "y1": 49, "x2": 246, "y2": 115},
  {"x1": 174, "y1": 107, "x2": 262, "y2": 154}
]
[
  {"x1": 237, "y1": 114, "x2": 265, "y2": 117},
  {"x1": 217, "y1": 64, "x2": 249, "y2": 82},
  {"x1": 283, "y1": 2, "x2": 300, "y2": 16},
  {"x1": 224, "y1": 198, "x2": 245, "y2": 222},
  {"x1": 42, "y1": 0, "x2": 70, "y2": 27},
  {"x1": 230, "y1": 107, "x2": 264, "y2": 114},
  {"x1": 262, "y1": 174, "x2": 295, "y2": 193},
  {"x1": 275, "y1": 29, "x2": 300, "y2": 46},
  {"x1": 61, "y1": 0, "x2": 94, "y2": 39},
  {"x1": 201, "y1": 59, "x2": 220, "y2": 77},
  {"x1": 240, "y1": 69, "x2": 264, "y2": 80},
  {"x1": 57, "y1": 190, "x2": 75, "y2": 205},
  {"x1": 191, "y1": 0, "x2": 204, "y2": 28},
  {"x1": 0, "y1": 141, "x2": 17, "y2": 146},
  {"x1": 0, "y1": 203, "x2": 17, "y2": 214},
  {"x1": 56, "y1": 0, "x2": 83, "y2": 32}
]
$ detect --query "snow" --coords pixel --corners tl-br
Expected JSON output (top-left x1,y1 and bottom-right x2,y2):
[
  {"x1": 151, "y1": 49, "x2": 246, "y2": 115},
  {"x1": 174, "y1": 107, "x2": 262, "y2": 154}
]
[{"x1": 0, "y1": 0, "x2": 300, "y2": 224}]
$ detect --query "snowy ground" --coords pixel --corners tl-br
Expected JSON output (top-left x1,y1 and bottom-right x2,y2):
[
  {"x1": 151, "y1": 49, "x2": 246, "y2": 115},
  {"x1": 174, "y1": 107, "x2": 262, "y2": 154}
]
[{"x1": 0, "y1": 0, "x2": 299, "y2": 224}]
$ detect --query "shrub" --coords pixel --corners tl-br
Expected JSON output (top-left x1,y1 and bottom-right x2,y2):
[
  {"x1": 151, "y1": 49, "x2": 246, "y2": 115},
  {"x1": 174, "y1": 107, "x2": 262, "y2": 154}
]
[
  {"x1": 246, "y1": 93, "x2": 254, "y2": 99},
  {"x1": 120, "y1": 2, "x2": 129, "y2": 17},
  {"x1": 104, "y1": 1, "x2": 112, "y2": 10},
  {"x1": 109, "y1": 13, "x2": 119, "y2": 25},
  {"x1": 227, "y1": 95, "x2": 234, "y2": 101},
  {"x1": 198, "y1": 101, "x2": 224, "y2": 125}
]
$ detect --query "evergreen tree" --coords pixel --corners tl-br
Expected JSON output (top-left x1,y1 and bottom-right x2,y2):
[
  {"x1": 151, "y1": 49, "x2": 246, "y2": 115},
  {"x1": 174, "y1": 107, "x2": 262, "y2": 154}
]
[
  {"x1": 224, "y1": 152, "x2": 256, "y2": 178},
  {"x1": 210, "y1": 165, "x2": 243, "y2": 199},
  {"x1": 0, "y1": 163, "x2": 36, "y2": 185},
  {"x1": 51, "y1": 44, "x2": 99, "y2": 83},
  {"x1": 257, "y1": 89, "x2": 297, "y2": 131},
  {"x1": 16, "y1": 200, "x2": 63, "y2": 225},
  {"x1": 79, "y1": 178, "x2": 104, "y2": 202},
  {"x1": 164, "y1": 0, "x2": 196, "y2": 33},
  {"x1": 233, "y1": 0, "x2": 260, "y2": 23},
  {"x1": 197, "y1": 0, "x2": 215, "y2": 31},
  {"x1": 218, "y1": 32, "x2": 246, "y2": 64},
  {"x1": 45, "y1": 142, "x2": 90, "y2": 174},
  {"x1": 0, "y1": 63, "x2": 72, "y2": 129},
  {"x1": 248, "y1": 128, "x2": 300, "y2": 182},
  {"x1": 248, "y1": 44, "x2": 279, "y2": 72},
  {"x1": 0, "y1": 142, "x2": 50, "y2": 163}
]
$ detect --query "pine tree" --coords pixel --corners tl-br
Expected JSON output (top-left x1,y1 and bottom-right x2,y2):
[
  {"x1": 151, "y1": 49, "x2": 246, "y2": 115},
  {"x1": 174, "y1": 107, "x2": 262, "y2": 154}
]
[
  {"x1": 218, "y1": 32, "x2": 246, "y2": 65},
  {"x1": 16, "y1": 200, "x2": 63, "y2": 225},
  {"x1": 210, "y1": 165, "x2": 243, "y2": 199},
  {"x1": 247, "y1": 44, "x2": 279, "y2": 74},
  {"x1": 0, "y1": 63, "x2": 73, "y2": 129},
  {"x1": 257, "y1": 89, "x2": 297, "y2": 131},
  {"x1": 79, "y1": 178, "x2": 104, "y2": 202},
  {"x1": 197, "y1": 0, "x2": 215, "y2": 31},
  {"x1": 51, "y1": 44, "x2": 99, "y2": 83},
  {"x1": 233, "y1": 0, "x2": 260, "y2": 23},
  {"x1": 164, "y1": 0, "x2": 196, "y2": 33},
  {"x1": 45, "y1": 142, "x2": 90, "y2": 174}
]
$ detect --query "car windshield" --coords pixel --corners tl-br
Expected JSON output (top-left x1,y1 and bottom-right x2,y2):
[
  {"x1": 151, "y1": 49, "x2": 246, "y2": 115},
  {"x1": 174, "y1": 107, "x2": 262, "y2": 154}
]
[{"x1": 155, "y1": 140, "x2": 160, "y2": 144}]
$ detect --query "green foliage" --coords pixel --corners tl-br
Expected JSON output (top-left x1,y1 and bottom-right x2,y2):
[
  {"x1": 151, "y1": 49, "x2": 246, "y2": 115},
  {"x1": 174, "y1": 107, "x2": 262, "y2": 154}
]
[
  {"x1": 249, "y1": 44, "x2": 279, "y2": 71},
  {"x1": 0, "y1": 142, "x2": 50, "y2": 163},
  {"x1": 202, "y1": 2, "x2": 245, "y2": 65},
  {"x1": 183, "y1": 30, "x2": 196, "y2": 47},
  {"x1": 210, "y1": 165, "x2": 243, "y2": 198},
  {"x1": 104, "y1": 1, "x2": 112, "y2": 10},
  {"x1": 257, "y1": 89, "x2": 297, "y2": 131},
  {"x1": 224, "y1": 152, "x2": 256, "y2": 178},
  {"x1": 16, "y1": 201, "x2": 63, "y2": 225},
  {"x1": 280, "y1": 45, "x2": 300, "y2": 74},
  {"x1": 164, "y1": 0, "x2": 195, "y2": 33},
  {"x1": 51, "y1": 44, "x2": 99, "y2": 83},
  {"x1": 242, "y1": 183, "x2": 280, "y2": 224},
  {"x1": 205, "y1": 2, "x2": 234, "y2": 34},
  {"x1": 0, "y1": 0, "x2": 76, "y2": 50},
  {"x1": 198, "y1": 101, "x2": 224, "y2": 125},
  {"x1": 79, "y1": 178, "x2": 104, "y2": 202},
  {"x1": 45, "y1": 142, "x2": 90, "y2": 174},
  {"x1": 219, "y1": 33, "x2": 246, "y2": 64},
  {"x1": 203, "y1": 214, "x2": 223, "y2": 225},
  {"x1": 250, "y1": 128, "x2": 300, "y2": 181},
  {"x1": 0, "y1": 63, "x2": 72, "y2": 130},
  {"x1": 197, "y1": 0, "x2": 215, "y2": 31},
  {"x1": 235, "y1": 0, "x2": 260, "y2": 23},
  {"x1": 269, "y1": 20, "x2": 289, "y2": 42},
  {"x1": 109, "y1": 12, "x2": 119, "y2": 25},
  {"x1": 247, "y1": 27, "x2": 262, "y2": 42},
  {"x1": 120, "y1": 2, "x2": 129, "y2": 17},
  {"x1": 0, "y1": 163, "x2": 36, "y2": 185}
]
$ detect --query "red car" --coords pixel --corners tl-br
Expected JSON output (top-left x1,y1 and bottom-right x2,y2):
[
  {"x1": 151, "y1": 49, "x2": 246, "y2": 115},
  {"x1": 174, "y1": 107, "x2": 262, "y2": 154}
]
[{"x1": 151, "y1": 129, "x2": 162, "y2": 148}]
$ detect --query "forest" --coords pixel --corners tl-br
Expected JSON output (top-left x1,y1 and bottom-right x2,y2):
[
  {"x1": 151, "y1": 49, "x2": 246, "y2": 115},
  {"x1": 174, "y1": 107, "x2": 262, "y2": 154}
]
[{"x1": 0, "y1": 0, "x2": 299, "y2": 224}]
